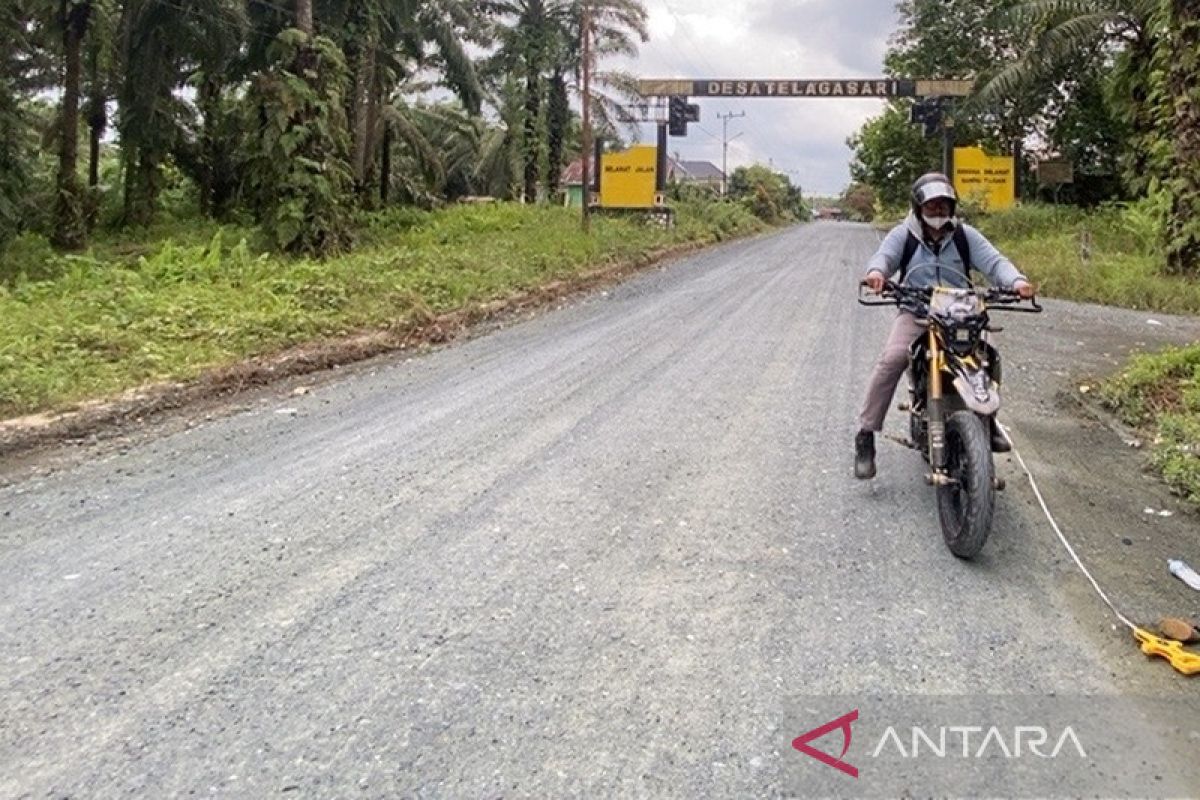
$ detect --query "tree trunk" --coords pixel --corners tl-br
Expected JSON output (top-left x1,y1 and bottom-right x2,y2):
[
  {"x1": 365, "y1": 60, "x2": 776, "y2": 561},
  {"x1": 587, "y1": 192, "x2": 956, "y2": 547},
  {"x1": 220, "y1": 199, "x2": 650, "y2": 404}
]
[
  {"x1": 522, "y1": 0, "x2": 544, "y2": 204},
  {"x1": 124, "y1": 152, "x2": 160, "y2": 227},
  {"x1": 546, "y1": 70, "x2": 569, "y2": 199},
  {"x1": 295, "y1": 0, "x2": 313, "y2": 35},
  {"x1": 350, "y1": 43, "x2": 379, "y2": 204},
  {"x1": 1166, "y1": 0, "x2": 1200, "y2": 273},
  {"x1": 84, "y1": 33, "x2": 106, "y2": 230},
  {"x1": 350, "y1": 46, "x2": 369, "y2": 187},
  {"x1": 361, "y1": 75, "x2": 383, "y2": 206},
  {"x1": 198, "y1": 77, "x2": 219, "y2": 217},
  {"x1": 523, "y1": 67, "x2": 541, "y2": 203},
  {"x1": 380, "y1": 122, "x2": 392, "y2": 204},
  {"x1": 54, "y1": 0, "x2": 89, "y2": 249},
  {"x1": 85, "y1": 40, "x2": 104, "y2": 190}
]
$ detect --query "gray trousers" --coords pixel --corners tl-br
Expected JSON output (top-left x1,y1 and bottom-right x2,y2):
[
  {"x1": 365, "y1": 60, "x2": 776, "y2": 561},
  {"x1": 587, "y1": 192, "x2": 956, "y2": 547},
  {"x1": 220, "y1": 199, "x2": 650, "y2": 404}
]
[{"x1": 859, "y1": 311, "x2": 926, "y2": 433}]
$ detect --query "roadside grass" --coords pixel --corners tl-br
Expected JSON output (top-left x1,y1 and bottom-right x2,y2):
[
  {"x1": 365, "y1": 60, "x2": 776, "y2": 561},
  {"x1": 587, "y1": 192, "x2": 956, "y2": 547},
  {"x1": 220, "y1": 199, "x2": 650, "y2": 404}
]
[
  {"x1": 1099, "y1": 345, "x2": 1200, "y2": 506},
  {"x1": 975, "y1": 201, "x2": 1200, "y2": 505},
  {"x1": 0, "y1": 201, "x2": 764, "y2": 419},
  {"x1": 975, "y1": 201, "x2": 1200, "y2": 314}
]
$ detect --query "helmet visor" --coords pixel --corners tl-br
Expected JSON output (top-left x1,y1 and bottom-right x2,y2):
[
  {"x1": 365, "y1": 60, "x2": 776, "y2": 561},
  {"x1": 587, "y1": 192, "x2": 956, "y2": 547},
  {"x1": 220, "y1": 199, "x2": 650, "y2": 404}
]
[{"x1": 914, "y1": 179, "x2": 957, "y2": 206}]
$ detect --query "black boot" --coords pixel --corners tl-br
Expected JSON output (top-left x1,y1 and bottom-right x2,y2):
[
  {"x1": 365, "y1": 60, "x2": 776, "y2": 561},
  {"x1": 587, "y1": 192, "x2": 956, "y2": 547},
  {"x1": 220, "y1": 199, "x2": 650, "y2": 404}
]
[
  {"x1": 855, "y1": 430, "x2": 876, "y2": 479},
  {"x1": 990, "y1": 416, "x2": 1011, "y2": 453}
]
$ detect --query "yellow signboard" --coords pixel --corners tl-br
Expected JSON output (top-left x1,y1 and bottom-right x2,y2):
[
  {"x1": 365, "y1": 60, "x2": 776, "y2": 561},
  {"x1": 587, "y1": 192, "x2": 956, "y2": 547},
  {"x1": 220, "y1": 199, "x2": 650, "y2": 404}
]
[
  {"x1": 600, "y1": 145, "x2": 658, "y2": 209},
  {"x1": 953, "y1": 146, "x2": 1015, "y2": 211}
]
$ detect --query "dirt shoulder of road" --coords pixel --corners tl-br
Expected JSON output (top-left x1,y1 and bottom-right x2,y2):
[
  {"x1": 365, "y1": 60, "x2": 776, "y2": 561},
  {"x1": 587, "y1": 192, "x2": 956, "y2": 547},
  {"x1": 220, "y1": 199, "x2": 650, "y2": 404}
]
[{"x1": 996, "y1": 301, "x2": 1200, "y2": 675}]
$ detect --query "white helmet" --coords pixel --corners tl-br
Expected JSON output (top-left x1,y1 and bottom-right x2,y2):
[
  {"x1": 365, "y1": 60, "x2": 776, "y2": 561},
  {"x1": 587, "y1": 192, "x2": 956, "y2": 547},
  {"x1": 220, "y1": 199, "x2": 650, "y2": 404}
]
[{"x1": 910, "y1": 172, "x2": 957, "y2": 219}]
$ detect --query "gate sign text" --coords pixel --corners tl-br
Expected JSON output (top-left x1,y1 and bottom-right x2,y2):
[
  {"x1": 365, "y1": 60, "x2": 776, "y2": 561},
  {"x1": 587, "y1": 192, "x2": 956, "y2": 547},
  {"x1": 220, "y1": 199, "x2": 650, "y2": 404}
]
[
  {"x1": 637, "y1": 79, "x2": 973, "y2": 99},
  {"x1": 697, "y1": 79, "x2": 902, "y2": 98}
]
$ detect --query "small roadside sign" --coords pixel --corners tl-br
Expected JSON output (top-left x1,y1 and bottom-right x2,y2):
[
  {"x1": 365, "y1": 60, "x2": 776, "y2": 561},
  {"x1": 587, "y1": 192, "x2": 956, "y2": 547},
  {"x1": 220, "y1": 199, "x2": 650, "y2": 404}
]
[
  {"x1": 953, "y1": 146, "x2": 1015, "y2": 211},
  {"x1": 1036, "y1": 159, "x2": 1074, "y2": 186},
  {"x1": 600, "y1": 146, "x2": 659, "y2": 209}
]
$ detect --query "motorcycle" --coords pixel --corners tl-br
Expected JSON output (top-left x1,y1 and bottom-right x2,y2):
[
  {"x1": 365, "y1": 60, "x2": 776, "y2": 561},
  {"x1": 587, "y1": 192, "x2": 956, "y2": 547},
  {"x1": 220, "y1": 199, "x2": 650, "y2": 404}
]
[{"x1": 858, "y1": 281, "x2": 1042, "y2": 558}]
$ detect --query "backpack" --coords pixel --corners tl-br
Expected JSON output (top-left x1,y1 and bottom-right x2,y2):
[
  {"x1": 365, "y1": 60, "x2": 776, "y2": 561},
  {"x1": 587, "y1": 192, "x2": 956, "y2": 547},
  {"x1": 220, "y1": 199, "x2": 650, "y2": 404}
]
[{"x1": 896, "y1": 224, "x2": 971, "y2": 283}]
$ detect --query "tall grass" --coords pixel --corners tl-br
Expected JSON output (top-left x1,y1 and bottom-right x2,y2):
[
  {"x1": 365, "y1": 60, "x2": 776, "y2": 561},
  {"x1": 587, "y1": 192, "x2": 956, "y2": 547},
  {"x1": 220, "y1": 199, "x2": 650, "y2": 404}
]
[{"x1": 976, "y1": 197, "x2": 1200, "y2": 313}]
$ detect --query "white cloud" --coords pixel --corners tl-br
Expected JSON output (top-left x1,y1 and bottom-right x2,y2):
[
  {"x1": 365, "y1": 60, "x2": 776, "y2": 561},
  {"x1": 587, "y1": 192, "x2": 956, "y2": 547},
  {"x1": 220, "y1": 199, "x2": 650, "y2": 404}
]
[{"x1": 612, "y1": 0, "x2": 904, "y2": 194}]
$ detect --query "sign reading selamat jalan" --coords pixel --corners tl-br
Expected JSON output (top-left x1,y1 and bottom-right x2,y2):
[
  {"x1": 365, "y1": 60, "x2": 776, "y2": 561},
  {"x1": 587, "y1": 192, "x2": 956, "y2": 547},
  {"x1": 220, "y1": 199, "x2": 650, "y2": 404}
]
[{"x1": 637, "y1": 79, "x2": 973, "y2": 99}]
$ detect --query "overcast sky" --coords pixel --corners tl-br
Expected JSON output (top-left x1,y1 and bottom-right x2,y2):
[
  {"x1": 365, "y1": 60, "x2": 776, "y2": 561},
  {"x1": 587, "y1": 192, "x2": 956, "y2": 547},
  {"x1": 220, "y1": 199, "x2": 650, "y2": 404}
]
[{"x1": 614, "y1": 0, "x2": 903, "y2": 196}]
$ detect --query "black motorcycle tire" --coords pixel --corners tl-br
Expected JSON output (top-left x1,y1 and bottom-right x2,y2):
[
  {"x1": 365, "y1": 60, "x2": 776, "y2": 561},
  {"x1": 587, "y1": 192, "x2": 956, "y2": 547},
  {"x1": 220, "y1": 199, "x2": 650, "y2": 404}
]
[
  {"x1": 936, "y1": 411, "x2": 995, "y2": 559},
  {"x1": 910, "y1": 413, "x2": 929, "y2": 461}
]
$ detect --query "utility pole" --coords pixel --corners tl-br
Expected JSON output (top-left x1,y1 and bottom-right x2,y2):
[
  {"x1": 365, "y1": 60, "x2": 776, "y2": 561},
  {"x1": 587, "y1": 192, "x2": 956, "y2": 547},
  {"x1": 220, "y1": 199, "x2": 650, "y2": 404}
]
[
  {"x1": 717, "y1": 111, "x2": 745, "y2": 196},
  {"x1": 580, "y1": 1, "x2": 592, "y2": 232},
  {"x1": 939, "y1": 98, "x2": 954, "y2": 179}
]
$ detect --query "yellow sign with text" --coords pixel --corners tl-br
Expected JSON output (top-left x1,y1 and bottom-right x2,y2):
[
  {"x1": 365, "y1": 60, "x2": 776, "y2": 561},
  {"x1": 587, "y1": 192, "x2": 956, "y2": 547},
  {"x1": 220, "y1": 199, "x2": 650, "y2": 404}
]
[
  {"x1": 953, "y1": 147, "x2": 1015, "y2": 211},
  {"x1": 600, "y1": 146, "x2": 658, "y2": 209}
]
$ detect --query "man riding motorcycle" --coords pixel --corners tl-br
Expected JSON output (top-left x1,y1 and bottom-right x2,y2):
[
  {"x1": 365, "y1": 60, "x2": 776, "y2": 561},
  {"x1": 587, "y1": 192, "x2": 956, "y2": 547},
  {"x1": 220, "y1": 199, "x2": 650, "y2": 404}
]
[{"x1": 856, "y1": 173, "x2": 1035, "y2": 479}]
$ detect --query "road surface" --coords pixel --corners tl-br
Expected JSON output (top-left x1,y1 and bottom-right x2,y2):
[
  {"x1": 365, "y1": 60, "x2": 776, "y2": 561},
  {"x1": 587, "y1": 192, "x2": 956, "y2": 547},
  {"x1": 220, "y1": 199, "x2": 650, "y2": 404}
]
[{"x1": 3, "y1": 223, "x2": 1200, "y2": 797}]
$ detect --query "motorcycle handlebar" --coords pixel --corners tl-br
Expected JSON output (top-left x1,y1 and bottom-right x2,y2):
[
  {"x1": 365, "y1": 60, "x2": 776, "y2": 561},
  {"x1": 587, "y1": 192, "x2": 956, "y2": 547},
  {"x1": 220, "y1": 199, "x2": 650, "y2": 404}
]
[{"x1": 857, "y1": 281, "x2": 1042, "y2": 312}]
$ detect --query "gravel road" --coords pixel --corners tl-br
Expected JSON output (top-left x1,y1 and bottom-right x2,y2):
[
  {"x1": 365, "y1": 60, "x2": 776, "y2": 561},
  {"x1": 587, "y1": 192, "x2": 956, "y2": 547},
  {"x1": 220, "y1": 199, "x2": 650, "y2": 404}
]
[{"x1": 3, "y1": 222, "x2": 1199, "y2": 797}]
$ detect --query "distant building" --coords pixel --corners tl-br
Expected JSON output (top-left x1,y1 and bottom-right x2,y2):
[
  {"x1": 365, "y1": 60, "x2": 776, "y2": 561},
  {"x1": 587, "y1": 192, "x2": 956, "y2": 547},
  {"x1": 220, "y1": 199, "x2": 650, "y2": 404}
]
[
  {"x1": 561, "y1": 159, "x2": 586, "y2": 208},
  {"x1": 667, "y1": 158, "x2": 725, "y2": 194},
  {"x1": 815, "y1": 206, "x2": 847, "y2": 221}
]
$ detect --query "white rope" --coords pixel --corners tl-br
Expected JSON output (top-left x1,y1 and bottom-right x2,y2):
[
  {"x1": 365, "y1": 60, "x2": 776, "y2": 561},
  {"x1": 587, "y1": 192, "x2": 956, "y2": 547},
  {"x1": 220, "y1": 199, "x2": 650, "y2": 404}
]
[{"x1": 999, "y1": 422, "x2": 1138, "y2": 631}]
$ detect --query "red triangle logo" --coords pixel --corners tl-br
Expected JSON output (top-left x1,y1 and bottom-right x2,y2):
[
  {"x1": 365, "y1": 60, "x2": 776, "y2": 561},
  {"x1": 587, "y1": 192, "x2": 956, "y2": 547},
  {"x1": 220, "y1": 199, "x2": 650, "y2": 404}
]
[{"x1": 791, "y1": 709, "x2": 859, "y2": 778}]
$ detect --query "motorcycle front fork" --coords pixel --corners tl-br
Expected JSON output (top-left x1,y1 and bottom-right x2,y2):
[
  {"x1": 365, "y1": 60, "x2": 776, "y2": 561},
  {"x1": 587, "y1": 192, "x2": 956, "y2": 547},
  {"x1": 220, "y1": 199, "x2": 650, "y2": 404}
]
[
  {"x1": 922, "y1": 335, "x2": 1006, "y2": 490},
  {"x1": 926, "y1": 331, "x2": 948, "y2": 477}
]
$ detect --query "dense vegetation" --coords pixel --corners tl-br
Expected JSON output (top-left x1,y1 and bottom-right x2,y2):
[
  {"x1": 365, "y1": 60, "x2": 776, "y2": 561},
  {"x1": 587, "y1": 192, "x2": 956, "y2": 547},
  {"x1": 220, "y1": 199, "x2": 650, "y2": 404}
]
[
  {"x1": 0, "y1": 0, "x2": 650, "y2": 257},
  {"x1": 848, "y1": 0, "x2": 1200, "y2": 276},
  {"x1": 0, "y1": 0, "x2": 809, "y2": 424}
]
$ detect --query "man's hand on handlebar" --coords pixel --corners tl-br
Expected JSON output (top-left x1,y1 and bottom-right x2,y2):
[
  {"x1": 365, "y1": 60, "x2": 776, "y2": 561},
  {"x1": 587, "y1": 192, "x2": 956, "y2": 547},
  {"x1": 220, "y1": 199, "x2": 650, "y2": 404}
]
[
  {"x1": 863, "y1": 271, "x2": 886, "y2": 294},
  {"x1": 1012, "y1": 279, "x2": 1035, "y2": 299}
]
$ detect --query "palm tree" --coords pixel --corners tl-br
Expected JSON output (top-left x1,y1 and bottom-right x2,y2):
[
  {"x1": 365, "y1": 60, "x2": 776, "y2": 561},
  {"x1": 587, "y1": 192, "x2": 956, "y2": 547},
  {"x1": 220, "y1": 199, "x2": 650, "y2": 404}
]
[
  {"x1": 472, "y1": 73, "x2": 524, "y2": 199},
  {"x1": 83, "y1": 0, "x2": 117, "y2": 200},
  {"x1": 117, "y1": 0, "x2": 245, "y2": 227},
  {"x1": 977, "y1": 0, "x2": 1157, "y2": 107},
  {"x1": 976, "y1": 0, "x2": 1159, "y2": 183},
  {"x1": 545, "y1": 0, "x2": 646, "y2": 197},
  {"x1": 482, "y1": 0, "x2": 558, "y2": 202},
  {"x1": 382, "y1": 99, "x2": 486, "y2": 205},
  {"x1": 313, "y1": 0, "x2": 485, "y2": 205},
  {"x1": 48, "y1": 0, "x2": 95, "y2": 249},
  {"x1": 0, "y1": 2, "x2": 32, "y2": 249},
  {"x1": 483, "y1": 0, "x2": 646, "y2": 202}
]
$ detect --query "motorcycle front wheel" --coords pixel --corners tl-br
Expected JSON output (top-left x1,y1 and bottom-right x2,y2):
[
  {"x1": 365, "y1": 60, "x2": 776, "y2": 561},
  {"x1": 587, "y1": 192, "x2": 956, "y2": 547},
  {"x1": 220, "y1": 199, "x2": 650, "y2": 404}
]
[{"x1": 936, "y1": 411, "x2": 995, "y2": 559}]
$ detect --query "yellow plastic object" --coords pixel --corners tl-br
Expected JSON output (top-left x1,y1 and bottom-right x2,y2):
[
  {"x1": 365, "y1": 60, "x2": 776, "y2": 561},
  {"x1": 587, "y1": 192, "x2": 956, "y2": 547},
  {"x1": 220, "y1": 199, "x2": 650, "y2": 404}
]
[{"x1": 1134, "y1": 627, "x2": 1200, "y2": 675}]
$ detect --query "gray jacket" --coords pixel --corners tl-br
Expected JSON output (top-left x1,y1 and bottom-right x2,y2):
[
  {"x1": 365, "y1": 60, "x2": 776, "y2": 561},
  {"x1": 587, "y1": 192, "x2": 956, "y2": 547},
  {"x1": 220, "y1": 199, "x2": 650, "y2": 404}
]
[{"x1": 866, "y1": 212, "x2": 1026, "y2": 290}]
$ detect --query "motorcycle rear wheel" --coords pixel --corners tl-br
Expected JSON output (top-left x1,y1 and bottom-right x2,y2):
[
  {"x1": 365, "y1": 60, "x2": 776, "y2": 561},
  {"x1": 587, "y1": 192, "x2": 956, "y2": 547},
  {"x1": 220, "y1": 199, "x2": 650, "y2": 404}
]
[{"x1": 936, "y1": 411, "x2": 995, "y2": 559}]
